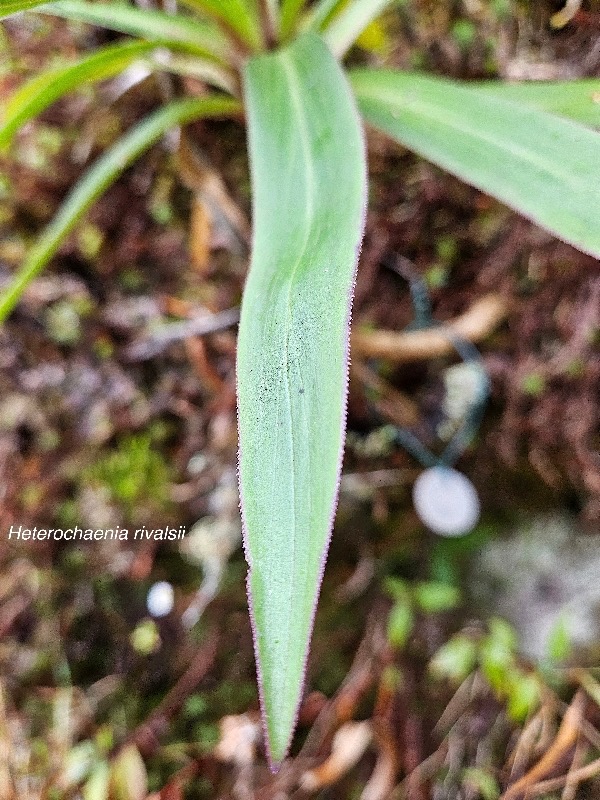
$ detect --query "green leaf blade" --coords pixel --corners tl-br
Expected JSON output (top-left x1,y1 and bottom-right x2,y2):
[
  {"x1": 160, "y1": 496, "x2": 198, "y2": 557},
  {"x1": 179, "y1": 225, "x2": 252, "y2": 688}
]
[
  {"x1": 44, "y1": 0, "x2": 231, "y2": 63},
  {"x1": 352, "y1": 69, "x2": 600, "y2": 258},
  {"x1": 476, "y1": 78, "x2": 600, "y2": 128},
  {"x1": 0, "y1": 0, "x2": 49, "y2": 18},
  {"x1": 302, "y1": 0, "x2": 343, "y2": 32},
  {"x1": 0, "y1": 95, "x2": 240, "y2": 321},
  {"x1": 323, "y1": 0, "x2": 395, "y2": 58},
  {"x1": 0, "y1": 41, "x2": 156, "y2": 150},
  {"x1": 280, "y1": 0, "x2": 306, "y2": 38},
  {"x1": 239, "y1": 32, "x2": 366, "y2": 767},
  {"x1": 178, "y1": 0, "x2": 263, "y2": 50}
]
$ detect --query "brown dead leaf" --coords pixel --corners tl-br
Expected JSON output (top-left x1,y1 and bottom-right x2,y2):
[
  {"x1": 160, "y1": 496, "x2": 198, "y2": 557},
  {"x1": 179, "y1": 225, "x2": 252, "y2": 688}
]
[
  {"x1": 184, "y1": 337, "x2": 225, "y2": 393},
  {"x1": 502, "y1": 692, "x2": 585, "y2": 799},
  {"x1": 214, "y1": 714, "x2": 260, "y2": 767},
  {"x1": 300, "y1": 721, "x2": 372, "y2": 792},
  {"x1": 110, "y1": 745, "x2": 148, "y2": 800},
  {"x1": 190, "y1": 194, "x2": 212, "y2": 274},
  {"x1": 352, "y1": 294, "x2": 508, "y2": 362}
]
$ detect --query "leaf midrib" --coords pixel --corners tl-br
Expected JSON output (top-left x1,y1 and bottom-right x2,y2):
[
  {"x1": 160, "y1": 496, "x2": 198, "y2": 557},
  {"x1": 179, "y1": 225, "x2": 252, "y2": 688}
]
[{"x1": 277, "y1": 49, "x2": 316, "y2": 709}]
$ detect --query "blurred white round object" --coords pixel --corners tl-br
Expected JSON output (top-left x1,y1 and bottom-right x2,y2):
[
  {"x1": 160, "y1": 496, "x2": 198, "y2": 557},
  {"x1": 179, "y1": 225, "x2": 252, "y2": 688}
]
[
  {"x1": 146, "y1": 581, "x2": 174, "y2": 617},
  {"x1": 413, "y1": 467, "x2": 480, "y2": 537}
]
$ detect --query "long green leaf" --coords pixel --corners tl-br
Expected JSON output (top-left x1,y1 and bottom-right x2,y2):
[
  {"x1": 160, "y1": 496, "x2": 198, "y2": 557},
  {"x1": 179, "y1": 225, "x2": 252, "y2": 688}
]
[
  {"x1": 238, "y1": 32, "x2": 366, "y2": 767},
  {"x1": 0, "y1": 41, "x2": 157, "y2": 151},
  {"x1": 0, "y1": 0, "x2": 48, "y2": 17},
  {"x1": 178, "y1": 0, "x2": 263, "y2": 50},
  {"x1": 323, "y1": 0, "x2": 394, "y2": 57},
  {"x1": 280, "y1": 0, "x2": 306, "y2": 38},
  {"x1": 302, "y1": 0, "x2": 344, "y2": 32},
  {"x1": 150, "y1": 51, "x2": 236, "y2": 93},
  {"x1": 44, "y1": 1, "x2": 231, "y2": 63},
  {"x1": 0, "y1": 95, "x2": 240, "y2": 321},
  {"x1": 352, "y1": 69, "x2": 600, "y2": 258},
  {"x1": 477, "y1": 79, "x2": 600, "y2": 128},
  {"x1": 0, "y1": 42, "x2": 236, "y2": 151}
]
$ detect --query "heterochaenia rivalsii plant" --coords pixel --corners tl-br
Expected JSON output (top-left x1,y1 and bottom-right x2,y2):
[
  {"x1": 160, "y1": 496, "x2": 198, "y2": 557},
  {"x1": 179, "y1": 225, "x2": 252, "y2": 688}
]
[{"x1": 1, "y1": 0, "x2": 600, "y2": 767}]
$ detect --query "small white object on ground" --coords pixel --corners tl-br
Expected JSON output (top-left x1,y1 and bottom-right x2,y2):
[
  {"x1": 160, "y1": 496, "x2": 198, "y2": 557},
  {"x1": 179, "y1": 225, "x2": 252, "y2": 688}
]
[
  {"x1": 413, "y1": 466, "x2": 480, "y2": 537},
  {"x1": 301, "y1": 721, "x2": 372, "y2": 791},
  {"x1": 146, "y1": 581, "x2": 174, "y2": 617},
  {"x1": 214, "y1": 714, "x2": 260, "y2": 766}
]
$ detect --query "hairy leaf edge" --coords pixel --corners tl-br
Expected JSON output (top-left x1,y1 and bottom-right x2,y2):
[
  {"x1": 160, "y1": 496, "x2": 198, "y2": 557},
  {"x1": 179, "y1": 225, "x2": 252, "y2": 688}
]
[{"x1": 237, "y1": 39, "x2": 368, "y2": 771}]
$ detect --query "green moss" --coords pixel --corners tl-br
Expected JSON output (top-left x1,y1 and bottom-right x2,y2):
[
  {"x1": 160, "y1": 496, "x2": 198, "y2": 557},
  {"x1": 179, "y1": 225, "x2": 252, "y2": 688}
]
[
  {"x1": 82, "y1": 428, "x2": 173, "y2": 522},
  {"x1": 451, "y1": 19, "x2": 477, "y2": 50},
  {"x1": 521, "y1": 372, "x2": 546, "y2": 397},
  {"x1": 77, "y1": 222, "x2": 104, "y2": 260}
]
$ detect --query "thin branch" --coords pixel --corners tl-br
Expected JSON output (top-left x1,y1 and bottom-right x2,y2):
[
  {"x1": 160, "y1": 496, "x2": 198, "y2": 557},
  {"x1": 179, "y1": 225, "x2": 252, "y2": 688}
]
[
  {"x1": 127, "y1": 631, "x2": 218, "y2": 758},
  {"x1": 352, "y1": 294, "x2": 508, "y2": 363},
  {"x1": 124, "y1": 307, "x2": 240, "y2": 360}
]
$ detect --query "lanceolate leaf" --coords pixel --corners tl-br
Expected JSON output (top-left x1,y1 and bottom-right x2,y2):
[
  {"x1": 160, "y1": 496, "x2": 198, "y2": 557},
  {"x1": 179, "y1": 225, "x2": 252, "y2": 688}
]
[
  {"x1": 0, "y1": 0, "x2": 48, "y2": 17},
  {"x1": 44, "y1": 1, "x2": 231, "y2": 63},
  {"x1": 323, "y1": 0, "x2": 394, "y2": 57},
  {"x1": 238, "y1": 33, "x2": 366, "y2": 767},
  {"x1": 302, "y1": 0, "x2": 343, "y2": 32},
  {"x1": 0, "y1": 41, "x2": 157, "y2": 151},
  {"x1": 0, "y1": 96, "x2": 240, "y2": 321},
  {"x1": 0, "y1": 41, "x2": 237, "y2": 151},
  {"x1": 352, "y1": 69, "x2": 600, "y2": 258},
  {"x1": 150, "y1": 51, "x2": 236, "y2": 94},
  {"x1": 280, "y1": 0, "x2": 306, "y2": 38},
  {"x1": 178, "y1": 0, "x2": 263, "y2": 50},
  {"x1": 476, "y1": 78, "x2": 600, "y2": 129}
]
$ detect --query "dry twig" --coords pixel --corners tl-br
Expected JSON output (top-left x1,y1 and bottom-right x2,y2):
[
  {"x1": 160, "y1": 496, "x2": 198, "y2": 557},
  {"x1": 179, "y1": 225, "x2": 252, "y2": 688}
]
[
  {"x1": 128, "y1": 631, "x2": 218, "y2": 758},
  {"x1": 501, "y1": 692, "x2": 585, "y2": 800},
  {"x1": 352, "y1": 294, "x2": 508, "y2": 362}
]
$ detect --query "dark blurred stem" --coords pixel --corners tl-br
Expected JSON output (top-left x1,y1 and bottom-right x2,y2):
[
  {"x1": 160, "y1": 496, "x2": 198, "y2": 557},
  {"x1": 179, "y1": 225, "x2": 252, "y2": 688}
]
[{"x1": 259, "y1": 0, "x2": 279, "y2": 48}]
